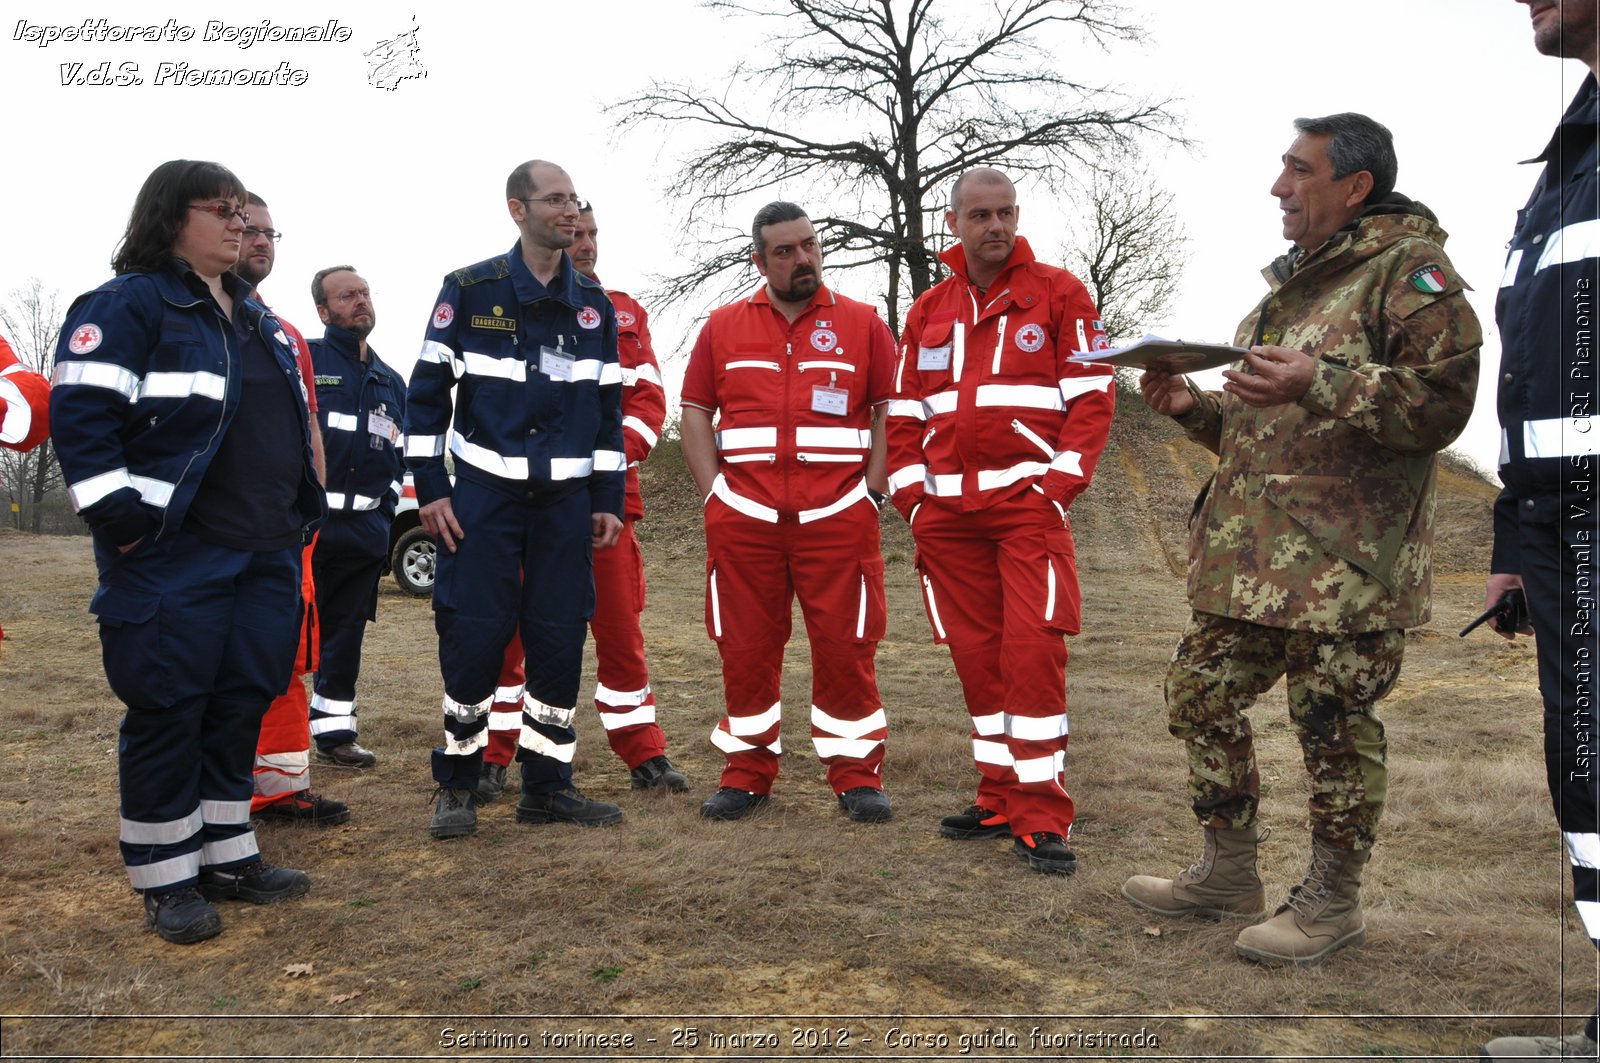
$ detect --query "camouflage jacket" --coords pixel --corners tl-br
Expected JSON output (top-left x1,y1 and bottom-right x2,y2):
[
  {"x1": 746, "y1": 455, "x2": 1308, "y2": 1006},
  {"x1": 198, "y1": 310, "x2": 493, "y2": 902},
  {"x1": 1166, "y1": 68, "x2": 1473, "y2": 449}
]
[{"x1": 1173, "y1": 197, "x2": 1481, "y2": 633}]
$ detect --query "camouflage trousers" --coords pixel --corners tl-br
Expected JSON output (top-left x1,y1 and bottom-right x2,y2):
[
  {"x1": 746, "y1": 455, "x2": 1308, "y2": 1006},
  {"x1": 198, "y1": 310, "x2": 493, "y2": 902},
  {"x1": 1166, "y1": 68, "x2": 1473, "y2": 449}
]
[{"x1": 1164, "y1": 612, "x2": 1405, "y2": 850}]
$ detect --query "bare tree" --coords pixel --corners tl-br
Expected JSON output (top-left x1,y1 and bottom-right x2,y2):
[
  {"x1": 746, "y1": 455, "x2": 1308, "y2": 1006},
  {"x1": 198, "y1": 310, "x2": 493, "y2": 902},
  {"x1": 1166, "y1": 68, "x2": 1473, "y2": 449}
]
[
  {"x1": 1060, "y1": 155, "x2": 1188, "y2": 341},
  {"x1": 614, "y1": 0, "x2": 1183, "y2": 333},
  {"x1": 0, "y1": 279, "x2": 64, "y2": 533}
]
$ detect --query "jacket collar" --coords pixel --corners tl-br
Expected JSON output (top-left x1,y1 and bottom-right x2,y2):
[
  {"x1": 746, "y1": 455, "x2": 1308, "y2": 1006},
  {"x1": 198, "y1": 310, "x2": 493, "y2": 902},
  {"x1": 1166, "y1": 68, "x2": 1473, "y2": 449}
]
[
  {"x1": 938, "y1": 235, "x2": 1038, "y2": 286},
  {"x1": 748, "y1": 283, "x2": 838, "y2": 311},
  {"x1": 509, "y1": 241, "x2": 597, "y2": 308}
]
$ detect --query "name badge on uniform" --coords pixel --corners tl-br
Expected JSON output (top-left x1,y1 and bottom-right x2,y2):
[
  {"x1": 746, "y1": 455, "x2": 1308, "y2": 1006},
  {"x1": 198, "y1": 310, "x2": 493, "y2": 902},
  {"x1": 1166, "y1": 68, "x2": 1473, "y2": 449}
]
[
  {"x1": 811, "y1": 384, "x2": 849, "y2": 416},
  {"x1": 368, "y1": 409, "x2": 398, "y2": 444},
  {"x1": 540, "y1": 346, "x2": 575, "y2": 381},
  {"x1": 918, "y1": 345, "x2": 951, "y2": 371}
]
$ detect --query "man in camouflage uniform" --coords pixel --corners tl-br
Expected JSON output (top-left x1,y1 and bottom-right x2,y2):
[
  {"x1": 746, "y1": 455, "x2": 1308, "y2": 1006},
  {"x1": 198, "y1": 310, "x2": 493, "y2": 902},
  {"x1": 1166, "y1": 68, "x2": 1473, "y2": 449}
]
[{"x1": 1123, "y1": 113, "x2": 1480, "y2": 965}]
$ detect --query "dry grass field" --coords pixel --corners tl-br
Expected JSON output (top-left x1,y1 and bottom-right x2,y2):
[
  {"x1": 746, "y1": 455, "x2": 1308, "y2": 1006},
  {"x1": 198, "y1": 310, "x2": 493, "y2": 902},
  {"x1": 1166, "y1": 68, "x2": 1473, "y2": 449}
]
[{"x1": 0, "y1": 394, "x2": 1592, "y2": 1062}]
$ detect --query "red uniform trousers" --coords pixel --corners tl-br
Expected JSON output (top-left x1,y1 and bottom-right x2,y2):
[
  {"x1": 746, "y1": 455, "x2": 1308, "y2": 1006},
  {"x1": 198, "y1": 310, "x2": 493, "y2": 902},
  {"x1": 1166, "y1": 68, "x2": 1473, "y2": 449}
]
[
  {"x1": 910, "y1": 493, "x2": 1079, "y2": 837},
  {"x1": 485, "y1": 519, "x2": 668, "y2": 769},
  {"x1": 704, "y1": 495, "x2": 887, "y2": 795},
  {"x1": 252, "y1": 539, "x2": 319, "y2": 810}
]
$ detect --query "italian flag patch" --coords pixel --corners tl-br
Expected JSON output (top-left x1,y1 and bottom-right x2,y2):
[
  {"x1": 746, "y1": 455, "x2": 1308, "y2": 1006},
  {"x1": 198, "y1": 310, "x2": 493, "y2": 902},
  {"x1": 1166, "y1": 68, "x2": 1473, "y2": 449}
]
[{"x1": 1409, "y1": 265, "x2": 1448, "y2": 294}]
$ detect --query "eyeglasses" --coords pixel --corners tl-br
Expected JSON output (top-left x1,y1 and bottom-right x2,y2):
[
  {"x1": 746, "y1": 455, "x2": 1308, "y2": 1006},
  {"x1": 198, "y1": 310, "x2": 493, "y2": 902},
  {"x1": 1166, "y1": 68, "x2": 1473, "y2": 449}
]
[
  {"x1": 520, "y1": 194, "x2": 584, "y2": 210},
  {"x1": 189, "y1": 202, "x2": 250, "y2": 223},
  {"x1": 242, "y1": 227, "x2": 283, "y2": 242}
]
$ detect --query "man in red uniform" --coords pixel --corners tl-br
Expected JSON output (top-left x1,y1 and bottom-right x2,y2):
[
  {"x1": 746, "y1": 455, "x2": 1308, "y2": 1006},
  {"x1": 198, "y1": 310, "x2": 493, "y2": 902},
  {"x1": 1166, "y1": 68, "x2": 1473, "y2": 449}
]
[
  {"x1": 681, "y1": 201, "x2": 896, "y2": 822},
  {"x1": 475, "y1": 203, "x2": 687, "y2": 801},
  {"x1": 232, "y1": 193, "x2": 347, "y2": 826},
  {"x1": 886, "y1": 168, "x2": 1115, "y2": 874}
]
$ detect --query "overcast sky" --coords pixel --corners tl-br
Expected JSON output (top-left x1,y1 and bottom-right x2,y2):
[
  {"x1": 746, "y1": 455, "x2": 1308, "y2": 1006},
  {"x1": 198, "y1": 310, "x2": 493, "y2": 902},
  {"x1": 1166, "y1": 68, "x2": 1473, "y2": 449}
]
[{"x1": 0, "y1": 0, "x2": 1587, "y2": 476}]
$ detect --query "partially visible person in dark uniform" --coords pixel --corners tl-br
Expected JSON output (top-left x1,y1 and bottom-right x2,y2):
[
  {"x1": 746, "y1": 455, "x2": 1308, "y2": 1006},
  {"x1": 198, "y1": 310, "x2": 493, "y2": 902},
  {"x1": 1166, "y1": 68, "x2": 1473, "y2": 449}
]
[{"x1": 49, "y1": 160, "x2": 324, "y2": 944}]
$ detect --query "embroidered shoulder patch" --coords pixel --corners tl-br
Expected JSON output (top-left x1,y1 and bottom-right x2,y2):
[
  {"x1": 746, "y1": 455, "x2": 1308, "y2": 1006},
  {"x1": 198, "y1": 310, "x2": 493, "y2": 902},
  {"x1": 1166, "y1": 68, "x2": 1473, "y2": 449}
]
[{"x1": 1408, "y1": 265, "x2": 1448, "y2": 294}]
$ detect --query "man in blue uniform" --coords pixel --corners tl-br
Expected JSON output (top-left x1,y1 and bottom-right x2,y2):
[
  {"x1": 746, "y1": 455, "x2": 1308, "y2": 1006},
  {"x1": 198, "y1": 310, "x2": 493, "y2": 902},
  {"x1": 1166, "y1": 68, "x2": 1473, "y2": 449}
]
[
  {"x1": 306, "y1": 267, "x2": 404, "y2": 770},
  {"x1": 406, "y1": 158, "x2": 627, "y2": 839},
  {"x1": 1481, "y1": 2, "x2": 1600, "y2": 1057}
]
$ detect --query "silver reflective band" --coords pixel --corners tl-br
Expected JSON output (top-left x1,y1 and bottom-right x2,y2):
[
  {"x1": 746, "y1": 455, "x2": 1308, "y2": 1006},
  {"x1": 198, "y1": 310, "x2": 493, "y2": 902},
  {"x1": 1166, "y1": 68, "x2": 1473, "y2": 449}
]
[
  {"x1": 324, "y1": 412, "x2": 360, "y2": 433},
  {"x1": 54, "y1": 359, "x2": 140, "y2": 398},
  {"x1": 1524, "y1": 417, "x2": 1600, "y2": 459}
]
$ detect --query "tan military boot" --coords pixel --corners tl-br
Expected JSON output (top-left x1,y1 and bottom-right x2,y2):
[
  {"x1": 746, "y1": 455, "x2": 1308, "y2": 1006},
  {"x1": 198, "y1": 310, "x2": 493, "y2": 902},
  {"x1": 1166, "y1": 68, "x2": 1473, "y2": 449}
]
[
  {"x1": 1121, "y1": 824, "x2": 1266, "y2": 919},
  {"x1": 1234, "y1": 835, "x2": 1370, "y2": 965}
]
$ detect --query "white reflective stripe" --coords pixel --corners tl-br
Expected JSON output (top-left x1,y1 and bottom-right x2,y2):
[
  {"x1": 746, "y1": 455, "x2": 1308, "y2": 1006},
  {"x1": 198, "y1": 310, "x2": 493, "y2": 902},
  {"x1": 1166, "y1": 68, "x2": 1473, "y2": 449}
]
[
  {"x1": 728, "y1": 702, "x2": 782, "y2": 737},
  {"x1": 325, "y1": 412, "x2": 361, "y2": 432},
  {"x1": 924, "y1": 391, "x2": 958, "y2": 416},
  {"x1": 310, "y1": 693, "x2": 356, "y2": 714},
  {"x1": 951, "y1": 318, "x2": 966, "y2": 383},
  {"x1": 978, "y1": 383, "x2": 1064, "y2": 411},
  {"x1": 417, "y1": 339, "x2": 457, "y2": 367},
  {"x1": 323, "y1": 492, "x2": 383, "y2": 511},
  {"x1": 1058, "y1": 374, "x2": 1115, "y2": 402},
  {"x1": 887, "y1": 464, "x2": 926, "y2": 493},
  {"x1": 453, "y1": 433, "x2": 530, "y2": 480},
  {"x1": 797, "y1": 452, "x2": 863, "y2": 463},
  {"x1": 725, "y1": 453, "x2": 776, "y2": 463},
  {"x1": 927, "y1": 473, "x2": 963, "y2": 496},
  {"x1": 200, "y1": 799, "x2": 253, "y2": 825},
  {"x1": 972, "y1": 738, "x2": 1012, "y2": 766},
  {"x1": 1014, "y1": 751, "x2": 1065, "y2": 784},
  {"x1": 623, "y1": 416, "x2": 660, "y2": 449},
  {"x1": 811, "y1": 706, "x2": 887, "y2": 740},
  {"x1": 462, "y1": 349, "x2": 526, "y2": 381},
  {"x1": 887, "y1": 399, "x2": 927, "y2": 421},
  {"x1": 856, "y1": 573, "x2": 868, "y2": 638},
  {"x1": 599, "y1": 704, "x2": 657, "y2": 729},
  {"x1": 812, "y1": 736, "x2": 884, "y2": 759},
  {"x1": 992, "y1": 314, "x2": 1007, "y2": 374},
  {"x1": 54, "y1": 359, "x2": 140, "y2": 398},
  {"x1": 565, "y1": 358, "x2": 606, "y2": 382},
  {"x1": 796, "y1": 426, "x2": 871, "y2": 448},
  {"x1": 633, "y1": 363, "x2": 664, "y2": 386},
  {"x1": 518, "y1": 725, "x2": 576, "y2": 762},
  {"x1": 1500, "y1": 428, "x2": 1512, "y2": 467},
  {"x1": 310, "y1": 717, "x2": 355, "y2": 736},
  {"x1": 406, "y1": 433, "x2": 446, "y2": 458},
  {"x1": 727, "y1": 360, "x2": 781, "y2": 371},
  {"x1": 494, "y1": 683, "x2": 526, "y2": 704},
  {"x1": 0, "y1": 377, "x2": 31, "y2": 444},
  {"x1": 717, "y1": 426, "x2": 778, "y2": 449},
  {"x1": 593, "y1": 449, "x2": 626, "y2": 473},
  {"x1": 799, "y1": 480, "x2": 870, "y2": 524},
  {"x1": 798, "y1": 360, "x2": 855, "y2": 373},
  {"x1": 1500, "y1": 249, "x2": 1524, "y2": 289},
  {"x1": 1008, "y1": 712, "x2": 1068, "y2": 741},
  {"x1": 139, "y1": 370, "x2": 226, "y2": 402},
  {"x1": 1577, "y1": 899, "x2": 1600, "y2": 940},
  {"x1": 713, "y1": 477, "x2": 779, "y2": 522},
  {"x1": 255, "y1": 750, "x2": 310, "y2": 772},
  {"x1": 487, "y1": 709, "x2": 522, "y2": 731},
  {"x1": 596, "y1": 682, "x2": 651, "y2": 707},
  {"x1": 253, "y1": 770, "x2": 308, "y2": 798},
  {"x1": 709, "y1": 567, "x2": 723, "y2": 638},
  {"x1": 1045, "y1": 557, "x2": 1057, "y2": 621},
  {"x1": 200, "y1": 833, "x2": 259, "y2": 866},
  {"x1": 599, "y1": 361, "x2": 623, "y2": 386},
  {"x1": 971, "y1": 711, "x2": 1005, "y2": 736},
  {"x1": 550, "y1": 456, "x2": 595, "y2": 479},
  {"x1": 1535, "y1": 218, "x2": 1600, "y2": 273},
  {"x1": 121, "y1": 808, "x2": 204, "y2": 846},
  {"x1": 1525, "y1": 418, "x2": 1600, "y2": 458},
  {"x1": 443, "y1": 728, "x2": 488, "y2": 756},
  {"x1": 978, "y1": 461, "x2": 1050, "y2": 492},
  {"x1": 1051, "y1": 450, "x2": 1084, "y2": 477},
  {"x1": 1565, "y1": 830, "x2": 1600, "y2": 869},
  {"x1": 443, "y1": 692, "x2": 492, "y2": 721},
  {"x1": 69, "y1": 468, "x2": 176, "y2": 511},
  {"x1": 710, "y1": 727, "x2": 765, "y2": 755},
  {"x1": 523, "y1": 692, "x2": 577, "y2": 728},
  {"x1": 126, "y1": 852, "x2": 200, "y2": 891}
]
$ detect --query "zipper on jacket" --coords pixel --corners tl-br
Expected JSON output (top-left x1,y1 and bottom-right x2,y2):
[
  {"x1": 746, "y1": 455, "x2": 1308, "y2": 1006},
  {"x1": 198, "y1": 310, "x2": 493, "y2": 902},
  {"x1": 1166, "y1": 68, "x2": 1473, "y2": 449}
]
[
  {"x1": 1012, "y1": 418, "x2": 1055, "y2": 459},
  {"x1": 160, "y1": 296, "x2": 232, "y2": 542},
  {"x1": 992, "y1": 314, "x2": 1008, "y2": 375}
]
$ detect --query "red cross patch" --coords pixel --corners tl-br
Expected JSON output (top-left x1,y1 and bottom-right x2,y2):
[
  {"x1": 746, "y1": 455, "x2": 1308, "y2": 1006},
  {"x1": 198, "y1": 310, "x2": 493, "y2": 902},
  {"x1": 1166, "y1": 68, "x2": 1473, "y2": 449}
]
[
  {"x1": 616, "y1": 310, "x2": 637, "y2": 328},
  {"x1": 577, "y1": 306, "x2": 602, "y2": 330},
  {"x1": 68, "y1": 323, "x2": 103, "y2": 355},
  {"x1": 432, "y1": 303, "x2": 454, "y2": 329},
  {"x1": 1014, "y1": 323, "x2": 1046, "y2": 353},
  {"x1": 810, "y1": 328, "x2": 838, "y2": 352}
]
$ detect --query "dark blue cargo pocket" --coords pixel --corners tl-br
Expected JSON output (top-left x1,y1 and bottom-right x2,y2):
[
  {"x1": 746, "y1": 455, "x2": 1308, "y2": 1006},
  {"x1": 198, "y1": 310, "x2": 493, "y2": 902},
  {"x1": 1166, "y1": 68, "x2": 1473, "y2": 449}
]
[{"x1": 89, "y1": 585, "x2": 170, "y2": 707}]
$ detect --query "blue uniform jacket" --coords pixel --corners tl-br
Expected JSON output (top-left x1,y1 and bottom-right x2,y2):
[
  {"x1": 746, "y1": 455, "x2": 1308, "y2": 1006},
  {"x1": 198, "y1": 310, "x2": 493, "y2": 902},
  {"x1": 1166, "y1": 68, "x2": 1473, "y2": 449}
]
[
  {"x1": 50, "y1": 259, "x2": 324, "y2": 562},
  {"x1": 310, "y1": 324, "x2": 406, "y2": 521},
  {"x1": 1493, "y1": 74, "x2": 1600, "y2": 571},
  {"x1": 404, "y1": 242, "x2": 625, "y2": 518}
]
